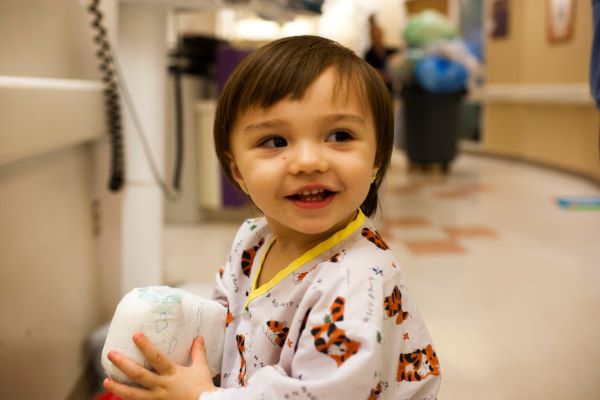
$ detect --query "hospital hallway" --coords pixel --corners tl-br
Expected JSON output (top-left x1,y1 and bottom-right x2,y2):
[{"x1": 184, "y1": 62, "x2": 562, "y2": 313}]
[
  {"x1": 3, "y1": 1, "x2": 600, "y2": 398},
  {"x1": 164, "y1": 150, "x2": 600, "y2": 400}
]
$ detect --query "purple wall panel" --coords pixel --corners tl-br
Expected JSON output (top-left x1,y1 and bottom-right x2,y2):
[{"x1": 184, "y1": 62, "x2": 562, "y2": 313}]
[{"x1": 216, "y1": 46, "x2": 253, "y2": 207}]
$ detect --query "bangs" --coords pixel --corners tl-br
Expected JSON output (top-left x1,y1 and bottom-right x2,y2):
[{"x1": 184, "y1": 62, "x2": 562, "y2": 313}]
[
  {"x1": 236, "y1": 65, "x2": 372, "y2": 121},
  {"x1": 231, "y1": 45, "x2": 371, "y2": 116}
]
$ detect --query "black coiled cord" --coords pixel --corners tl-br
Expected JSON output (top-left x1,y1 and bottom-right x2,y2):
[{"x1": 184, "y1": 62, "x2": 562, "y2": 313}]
[
  {"x1": 172, "y1": 67, "x2": 183, "y2": 192},
  {"x1": 88, "y1": 0, "x2": 125, "y2": 192}
]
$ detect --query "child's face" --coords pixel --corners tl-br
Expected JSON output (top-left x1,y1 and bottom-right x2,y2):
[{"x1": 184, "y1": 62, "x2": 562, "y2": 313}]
[{"x1": 228, "y1": 68, "x2": 378, "y2": 239}]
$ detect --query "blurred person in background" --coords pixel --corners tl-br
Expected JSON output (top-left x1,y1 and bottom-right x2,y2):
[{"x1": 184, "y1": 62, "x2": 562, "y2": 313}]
[{"x1": 364, "y1": 15, "x2": 400, "y2": 94}]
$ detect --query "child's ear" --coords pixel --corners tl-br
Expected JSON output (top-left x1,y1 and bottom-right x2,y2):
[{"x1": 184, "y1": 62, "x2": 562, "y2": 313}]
[{"x1": 227, "y1": 155, "x2": 247, "y2": 193}]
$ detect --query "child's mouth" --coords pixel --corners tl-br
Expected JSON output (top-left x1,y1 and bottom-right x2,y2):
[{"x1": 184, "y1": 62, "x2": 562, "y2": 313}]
[{"x1": 287, "y1": 188, "x2": 334, "y2": 203}]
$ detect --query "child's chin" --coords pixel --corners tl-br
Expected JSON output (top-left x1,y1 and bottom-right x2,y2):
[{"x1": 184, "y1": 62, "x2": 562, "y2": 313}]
[{"x1": 291, "y1": 220, "x2": 341, "y2": 237}]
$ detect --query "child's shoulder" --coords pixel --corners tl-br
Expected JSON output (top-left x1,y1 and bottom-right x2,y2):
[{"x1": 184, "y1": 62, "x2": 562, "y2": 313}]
[
  {"x1": 349, "y1": 220, "x2": 396, "y2": 263},
  {"x1": 321, "y1": 219, "x2": 403, "y2": 282},
  {"x1": 232, "y1": 216, "x2": 269, "y2": 241},
  {"x1": 224, "y1": 217, "x2": 270, "y2": 261},
  {"x1": 241, "y1": 216, "x2": 268, "y2": 232}
]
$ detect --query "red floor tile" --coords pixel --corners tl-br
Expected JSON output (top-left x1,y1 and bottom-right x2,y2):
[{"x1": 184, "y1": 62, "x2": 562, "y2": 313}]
[
  {"x1": 402, "y1": 239, "x2": 466, "y2": 255},
  {"x1": 442, "y1": 226, "x2": 499, "y2": 238}
]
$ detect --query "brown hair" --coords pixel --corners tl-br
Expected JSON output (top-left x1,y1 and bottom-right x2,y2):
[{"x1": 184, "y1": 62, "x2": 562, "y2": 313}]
[{"x1": 213, "y1": 35, "x2": 393, "y2": 216}]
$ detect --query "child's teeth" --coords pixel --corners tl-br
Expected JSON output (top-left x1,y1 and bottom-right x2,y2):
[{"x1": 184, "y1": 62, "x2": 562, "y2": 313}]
[{"x1": 293, "y1": 188, "x2": 329, "y2": 202}]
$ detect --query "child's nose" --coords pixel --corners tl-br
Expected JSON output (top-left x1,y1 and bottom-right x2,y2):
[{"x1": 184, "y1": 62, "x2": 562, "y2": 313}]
[{"x1": 288, "y1": 142, "x2": 329, "y2": 175}]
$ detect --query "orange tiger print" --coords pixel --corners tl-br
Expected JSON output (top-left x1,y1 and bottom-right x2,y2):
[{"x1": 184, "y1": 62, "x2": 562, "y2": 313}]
[
  {"x1": 236, "y1": 335, "x2": 247, "y2": 386},
  {"x1": 294, "y1": 270, "x2": 310, "y2": 284},
  {"x1": 293, "y1": 253, "x2": 343, "y2": 284},
  {"x1": 241, "y1": 238, "x2": 264, "y2": 277},
  {"x1": 225, "y1": 306, "x2": 234, "y2": 327},
  {"x1": 361, "y1": 228, "x2": 389, "y2": 250},
  {"x1": 265, "y1": 320, "x2": 290, "y2": 347},
  {"x1": 367, "y1": 381, "x2": 383, "y2": 400},
  {"x1": 293, "y1": 264, "x2": 318, "y2": 284},
  {"x1": 310, "y1": 297, "x2": 361, "y2": 367},
  {"x1": 384, "y1": 286, "x2": 409, "y2": 325},
  {"x1": 329, "y1": 252, "x2": 344, "y2": 263},
  {"x1": 328, "y1": 296, "x2": 345, "y2": 322},
  {"x1": 397, "y1": 344, "x2": 440, "y2": 382}
]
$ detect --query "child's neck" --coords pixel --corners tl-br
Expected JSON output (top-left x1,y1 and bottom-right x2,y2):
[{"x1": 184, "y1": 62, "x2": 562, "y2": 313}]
[
  {"x1": 256, "y1": 211, "x2": 358, "y2": 287},
  {"x1": 271, "y1": 232, "x2": 326, "y2": 257},
  {"x1": 267, "y1": 210, "x2": 358, "y2": 257},
  {"x1": 256, "y1": 237, "x2": 320, "y2": 288}
]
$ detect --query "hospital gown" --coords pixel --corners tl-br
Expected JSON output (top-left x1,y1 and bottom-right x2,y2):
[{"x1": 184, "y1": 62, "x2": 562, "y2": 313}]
[{"x1": 202, "y1": 210, "x2": 441, "y2": 400}]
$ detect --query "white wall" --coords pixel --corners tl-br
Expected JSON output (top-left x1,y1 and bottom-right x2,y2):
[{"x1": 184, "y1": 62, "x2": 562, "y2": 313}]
[
  {"x1": 0, "y1": 146, "x2": 101, "y2": 399},
  {"x1": 0, "y1": 1, "x2": 97, "y2": 80},
  {"x1": 0, "y1": 0, "x2": 104, "y2": 398}
]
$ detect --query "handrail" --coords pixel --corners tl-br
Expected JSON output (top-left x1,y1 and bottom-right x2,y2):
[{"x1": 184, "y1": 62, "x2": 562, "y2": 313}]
[{"x1": 0, "y1": 76, "x2": 105, "y2": 166}]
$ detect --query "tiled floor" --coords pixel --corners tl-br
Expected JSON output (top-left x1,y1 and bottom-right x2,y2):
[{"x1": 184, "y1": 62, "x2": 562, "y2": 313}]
[{"x1": 164, "y1": 150, "x2": 600, "y2": 399}]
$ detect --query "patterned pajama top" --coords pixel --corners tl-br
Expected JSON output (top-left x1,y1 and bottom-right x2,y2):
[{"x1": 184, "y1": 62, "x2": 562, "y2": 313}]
[{"x1": 202, "y1": 210, "x2": 441, "y2": 400}]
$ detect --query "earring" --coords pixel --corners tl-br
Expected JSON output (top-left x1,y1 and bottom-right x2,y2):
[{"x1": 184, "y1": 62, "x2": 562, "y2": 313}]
[{"x1": 370, "y1": 175, "x2": 377, "y2": 184}]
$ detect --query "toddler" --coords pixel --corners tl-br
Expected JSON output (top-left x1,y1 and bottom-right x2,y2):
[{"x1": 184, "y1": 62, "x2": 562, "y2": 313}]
[{"x1": 104, "y1": 35, "x2": 440, "y2": 400}]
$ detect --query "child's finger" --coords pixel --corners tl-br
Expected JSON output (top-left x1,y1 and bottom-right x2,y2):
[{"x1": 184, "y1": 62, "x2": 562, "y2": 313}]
[
  {"x1": 132, "y1": 333, "x2": 175, "y2": 375},
  {"x1": 104, "y1": 377, "x2": 149, "y2": 400},
  {"x1": 107, "y1": 351, "x2": 156, "y2": 388},
  {"x1": 191, "y1": 336, "x2": 209, "y2": 368}
]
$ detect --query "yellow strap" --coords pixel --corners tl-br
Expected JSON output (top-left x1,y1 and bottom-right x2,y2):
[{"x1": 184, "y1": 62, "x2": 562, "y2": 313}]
[{"x1": 244, "y1": 210, "x2": 365, "y2": 309}]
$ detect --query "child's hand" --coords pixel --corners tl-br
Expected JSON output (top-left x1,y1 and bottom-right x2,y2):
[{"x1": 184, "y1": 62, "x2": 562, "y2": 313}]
[{"x1": 104, "y1": 334, "x2": 216, "y2": 400}]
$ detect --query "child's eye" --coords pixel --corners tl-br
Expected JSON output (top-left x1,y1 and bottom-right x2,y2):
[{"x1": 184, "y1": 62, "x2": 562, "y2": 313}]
[
  {"x1": 260, "y1": 136, "x2": 287, "y2": 148},
  {"x1": 326, "y1": 130, "x2": 353, "y2": 143}
]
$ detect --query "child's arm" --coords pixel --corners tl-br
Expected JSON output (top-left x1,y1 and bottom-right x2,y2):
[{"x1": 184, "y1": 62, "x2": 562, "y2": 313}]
[{"x1": 104, "y1": 334, "x2": 216, "y2": 400}]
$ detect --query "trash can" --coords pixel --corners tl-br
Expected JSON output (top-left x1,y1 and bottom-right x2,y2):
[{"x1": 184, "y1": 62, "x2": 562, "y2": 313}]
[{"x1": 400, "y1": 82, "x2": 466, "y2": 173}]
